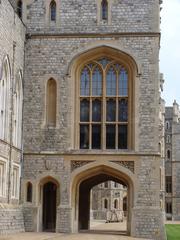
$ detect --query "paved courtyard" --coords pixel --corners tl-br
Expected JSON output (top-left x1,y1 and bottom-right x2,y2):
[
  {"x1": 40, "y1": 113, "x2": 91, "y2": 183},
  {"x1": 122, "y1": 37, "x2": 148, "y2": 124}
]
[
  {"x1": 0, "y1": 221, "x2": 149, "y2": 240},
  {"x1": 0, "y1": 232, "x2": 149, "y2": 240}
]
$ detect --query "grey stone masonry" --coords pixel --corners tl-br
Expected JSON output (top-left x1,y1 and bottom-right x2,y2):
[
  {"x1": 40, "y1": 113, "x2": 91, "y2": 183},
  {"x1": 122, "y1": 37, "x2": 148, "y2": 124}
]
[
  {"x1": 22, "y1": 0, "x2": 160, "y2": 34},
  {"x1": 0, "y1": 206, "x2": 24, "y2": 234},
  {"x1": 0, "y1": 0, "x2": 26, "y2": 235}
]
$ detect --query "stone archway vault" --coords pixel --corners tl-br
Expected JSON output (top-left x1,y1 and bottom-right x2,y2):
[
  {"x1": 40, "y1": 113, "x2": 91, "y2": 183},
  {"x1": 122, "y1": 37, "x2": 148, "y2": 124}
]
[{"x1": 70, "y1": 163, "x2": 135, "y2": 235}]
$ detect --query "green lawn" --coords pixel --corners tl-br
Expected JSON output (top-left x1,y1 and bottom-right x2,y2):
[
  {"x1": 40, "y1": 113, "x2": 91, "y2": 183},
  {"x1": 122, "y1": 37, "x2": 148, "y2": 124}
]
[{"x1": 166, "y1": 224, "x2": 180, "y2": 240}]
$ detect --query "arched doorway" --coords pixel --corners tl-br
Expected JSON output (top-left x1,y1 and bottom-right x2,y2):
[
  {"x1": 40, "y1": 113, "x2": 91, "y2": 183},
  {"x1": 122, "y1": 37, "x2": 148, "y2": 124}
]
[
  {"x1": 43, "y1": 181, "x2": 57, "y2": 232},
  {"x1": 78, "y1": 173, "x2": 129, "y2": 233}
]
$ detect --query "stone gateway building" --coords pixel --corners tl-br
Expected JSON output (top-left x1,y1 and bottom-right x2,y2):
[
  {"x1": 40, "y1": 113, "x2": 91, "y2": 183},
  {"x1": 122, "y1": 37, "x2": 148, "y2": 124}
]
[
  {"x1": 165, "y1": 101, "x2": 180, "y2": 221},
  {"x1": 0, "y1": 0, "x2": 166, "y2": 239}
]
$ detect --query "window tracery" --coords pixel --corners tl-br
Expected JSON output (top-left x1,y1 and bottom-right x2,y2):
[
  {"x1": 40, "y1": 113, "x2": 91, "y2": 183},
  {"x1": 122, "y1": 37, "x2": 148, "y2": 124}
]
[{"x1": 79, "y1": 57, "x2": 128, "y2": 150}]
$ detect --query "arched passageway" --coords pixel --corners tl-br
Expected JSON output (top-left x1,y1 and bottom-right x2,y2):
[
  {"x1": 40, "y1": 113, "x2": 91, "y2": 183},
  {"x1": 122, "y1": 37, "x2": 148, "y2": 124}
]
[
  {"x1": 43, "y1": 181, "x2": 57, "y2": 232},
  {"x1": 73, "y1": 166, "x2": 133, "y2": 235},
  {"x1": 79, "y1": 174, "x2": 127, "y2": 230}
]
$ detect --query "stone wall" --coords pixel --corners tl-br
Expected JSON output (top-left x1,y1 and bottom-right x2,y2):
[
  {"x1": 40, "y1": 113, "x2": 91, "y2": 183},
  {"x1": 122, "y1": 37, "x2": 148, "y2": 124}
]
[
  {"x1": 0, "y1": 0, "x2": 25, "y2": 234},
  {"x1": 23, "y1": 36, "x2": 160, "y2": 153},
  {"x1": 22, "y1": 0, "x2": 160, "y2": 34},
  {"x1": 172, "y1": 122, "x2": 180, "y2": 220},
  {"x1": 0, "y1": 206, "x2": 24, "y2": 234}
]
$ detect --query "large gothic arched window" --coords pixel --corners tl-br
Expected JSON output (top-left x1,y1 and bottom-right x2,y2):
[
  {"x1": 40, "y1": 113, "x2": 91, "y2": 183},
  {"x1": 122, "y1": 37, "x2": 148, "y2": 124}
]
[
  {"x1": 79, "y1": 57, "x2": 128, "y2": 150},
  {"x1": 0, "y1": 57, "x2": 10, "y2": 141}
]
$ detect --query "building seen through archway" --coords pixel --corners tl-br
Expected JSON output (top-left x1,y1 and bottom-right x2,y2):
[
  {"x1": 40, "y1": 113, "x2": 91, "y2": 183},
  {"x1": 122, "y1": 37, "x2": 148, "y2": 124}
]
[{"x1": 90, "y1": 180, "x2": 127, "y2": 233}]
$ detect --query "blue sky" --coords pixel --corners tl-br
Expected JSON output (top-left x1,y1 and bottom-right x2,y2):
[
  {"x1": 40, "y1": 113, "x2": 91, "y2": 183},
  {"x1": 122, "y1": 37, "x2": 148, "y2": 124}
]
[{"x1": 160, "y1": 0, "x2": 180, "y2": 106}]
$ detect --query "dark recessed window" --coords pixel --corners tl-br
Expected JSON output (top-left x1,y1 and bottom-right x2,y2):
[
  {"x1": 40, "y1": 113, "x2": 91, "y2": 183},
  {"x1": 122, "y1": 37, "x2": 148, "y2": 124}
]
[
  {"x1": 166, "y1": 176, "x2": 172, "y2": 193},
  {"x1": 17, "y1": 0, "x2": 22, "y2": 19},
  {"x1": 27, "y1": 182, "x2": 32, "y2": 202},
  {"x1": 50, "y1": 0, "x2": 56, "y2": 22},
  {"x1": 101, "y1": 0, "x2": 108, "y2": 21}
]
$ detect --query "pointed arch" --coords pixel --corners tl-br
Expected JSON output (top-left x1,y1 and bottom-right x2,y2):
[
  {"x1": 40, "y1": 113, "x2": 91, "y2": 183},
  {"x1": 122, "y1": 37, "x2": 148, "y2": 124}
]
[
  {"x1": 46, "y1": 78, "x2": 57, "y2": 127},
  {"x1": 13, "y1": 71, "x2": 23, "y2": 148},
  {"x1": 0, "y1": 56, "x2": 11, "y2": 141},
  {"x1": 67, "y1": 45, "x2": 138, "y2": 151}
]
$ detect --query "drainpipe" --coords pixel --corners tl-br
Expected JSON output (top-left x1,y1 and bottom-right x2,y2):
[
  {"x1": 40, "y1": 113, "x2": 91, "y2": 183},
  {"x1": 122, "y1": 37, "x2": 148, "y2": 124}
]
[{"x1": 7, "y1": 41, "x2": 16, "y2": 203}]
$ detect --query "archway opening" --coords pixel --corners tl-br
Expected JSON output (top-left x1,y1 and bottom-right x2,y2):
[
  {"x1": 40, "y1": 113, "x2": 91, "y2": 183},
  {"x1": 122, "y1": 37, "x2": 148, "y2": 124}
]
[
  {"x1": 43, "y1": 181, "x2": 57, "y2": 232},
  {"x1": 78, "y1": 173, "x2": 129, "y2": 234}
]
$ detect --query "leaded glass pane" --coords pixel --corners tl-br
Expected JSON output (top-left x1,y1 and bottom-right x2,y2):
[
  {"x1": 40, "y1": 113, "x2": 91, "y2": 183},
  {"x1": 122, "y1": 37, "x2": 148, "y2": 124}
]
[
  {"x1": 118, "y1": 125, "x2": 127, "y2": 149},
  {"x1": 80, "y1": 99, "x2": 89, "y2": 122},
  {"x1": 119, "y1": 69, "x2": 128, "y2": 96},
  {"x1": 118, "y1": 99, "x2": 128, "y2": 122},
  {"x1": 80, "y1": 67, "x2": 90, "y2": 96},
  {"x1": 80, "y1": 125, "x2": 89, "y2": 149},
  {"x1": 98, "y1": 58, "x2": 111, "y2": 68},
  {"x1": 50, "y1": 1, "x2": 56, "y2": 21},
  {"x1": 101, "y1": 0, "x2": 108, "y2": 20},
  {"x1": 106, "y1": 125, "x2": 116, "y2": 149},
  {"x1": 106, "y1": 99, "x2": 116, "y2": 122},
  {"x1": 92, "y1": 99, "x2": 101, "y2": 122},
  {"x1": 92, "y1": 125, "x2": 101, "y2": 149},
  {"x1": 92, "y1": 67, "x2": 102, "y2": 96},
  {"x1": 106, "y1": 67, "x2": 116, "y2": 96}
]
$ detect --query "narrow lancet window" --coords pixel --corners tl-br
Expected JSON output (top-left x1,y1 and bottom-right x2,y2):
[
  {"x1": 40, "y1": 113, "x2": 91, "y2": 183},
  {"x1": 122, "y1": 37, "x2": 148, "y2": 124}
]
[
  {"x1": 50, "y1": 0, "x2": 56, "y2": 22},
  {"x1": 17, "y1": 0, "x2": 22, "y2": 19},
  {"x1": 46, "y1": 79, "x2": 57, "y2": 127},
  {"x1": 27, "y1": 182, "x2": 33, "y2": 202},
  {"x1": 101, "y1": 0, "x2": 108, "y2": 20}
]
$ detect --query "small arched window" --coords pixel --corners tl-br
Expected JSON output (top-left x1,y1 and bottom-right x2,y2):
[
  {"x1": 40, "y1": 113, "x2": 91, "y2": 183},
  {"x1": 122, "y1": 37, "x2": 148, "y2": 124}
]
[
  {"x1": 166, "y1": 135, "x2": 170, "y2": 144},
  {"x1": 167, "y1": 150, "x2": 171, "y2": 159},
  {"x1": 50, "y1": 0, "x2": 56, "y2": 22},
  {"x1": 101, "y1": 0, "x2": 108, "y2": 20},
  {"x1": 123, "y1": 197, "x2": 127, "y2": 211},
  {"x1": 104, "y1": 181, "x2": 108, "y2": 188},
  {"x1": 104, "y1": 199, "x2": 108, "y2": 209},
  {"x1": 46, "y1": 78, "x2": 57, "y2": 127},
  {"x1": 166, "y1": 121, "x2": 170, "y2": 130},
  {"x1": 114, "y1": 199, "x2": 118, "y2": 209},
  {"x1": 27, "y1": 182, "x2": 33, "y2": 202},
  {"x1": 17, "y1": 0, "x2": 22, "y2": 19}
]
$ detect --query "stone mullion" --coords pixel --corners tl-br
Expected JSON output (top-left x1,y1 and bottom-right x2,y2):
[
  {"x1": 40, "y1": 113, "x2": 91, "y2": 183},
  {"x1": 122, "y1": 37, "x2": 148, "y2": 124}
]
[
  {"x1": 102, "y1": 68, "x2": 106, "y2": 150},
  {"x1": 89, "y1": 70, "x2": 92, "y2": 149},
  {"x1": 116, "y1": 69, "x2": 119, "y2": 149}
]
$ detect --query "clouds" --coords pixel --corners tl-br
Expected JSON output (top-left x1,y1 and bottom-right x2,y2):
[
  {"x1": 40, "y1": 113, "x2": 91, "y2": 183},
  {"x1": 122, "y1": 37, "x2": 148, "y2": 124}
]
[{"x1": 160, "y1": 0, "x2": 180, "y2": 105}]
